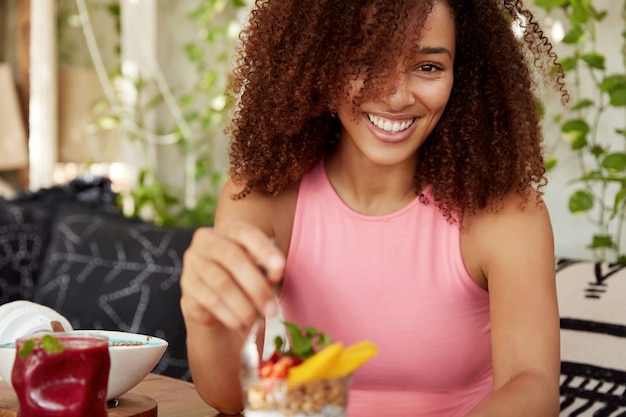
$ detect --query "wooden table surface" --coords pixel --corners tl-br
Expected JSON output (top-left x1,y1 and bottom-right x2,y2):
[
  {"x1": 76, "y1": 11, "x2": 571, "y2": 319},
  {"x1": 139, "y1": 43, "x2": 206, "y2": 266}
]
[
  {"x1": 126, "y1": 373, "x2": 218, "y2": 417},
  {"x1": 0, "y1": 373, "x2": 243, "y2": 417}
]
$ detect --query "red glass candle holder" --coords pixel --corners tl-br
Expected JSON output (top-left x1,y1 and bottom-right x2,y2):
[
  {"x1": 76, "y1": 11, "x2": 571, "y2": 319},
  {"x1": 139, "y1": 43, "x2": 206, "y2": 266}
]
[{"x1": 11, "y1": 333, "x2": 110, "y2": 417}]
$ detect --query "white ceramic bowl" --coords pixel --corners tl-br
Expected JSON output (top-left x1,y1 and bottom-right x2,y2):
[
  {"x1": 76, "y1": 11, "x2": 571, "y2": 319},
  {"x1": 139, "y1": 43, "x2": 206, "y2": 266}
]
[{"x1": 0, "y1": 329, "x2": 168, "y2": 400}]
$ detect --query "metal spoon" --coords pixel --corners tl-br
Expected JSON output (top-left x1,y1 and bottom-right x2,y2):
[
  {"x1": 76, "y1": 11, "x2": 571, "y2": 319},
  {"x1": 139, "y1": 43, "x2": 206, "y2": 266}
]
[{"x1": 240, "y1": 315, "x2": 262, "y2": 377}]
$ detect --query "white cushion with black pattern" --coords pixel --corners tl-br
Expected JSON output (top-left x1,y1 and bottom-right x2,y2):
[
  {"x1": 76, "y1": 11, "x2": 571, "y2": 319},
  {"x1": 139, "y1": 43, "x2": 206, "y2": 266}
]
[{"x1": 556, "y1": 259, "x2": 626, "y2": 416}]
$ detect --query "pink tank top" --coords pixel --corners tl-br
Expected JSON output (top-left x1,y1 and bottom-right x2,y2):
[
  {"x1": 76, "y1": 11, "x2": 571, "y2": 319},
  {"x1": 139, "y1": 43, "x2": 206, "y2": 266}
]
[{"x1": 281, "y1": 160, "x2": 493, "y2": 416}]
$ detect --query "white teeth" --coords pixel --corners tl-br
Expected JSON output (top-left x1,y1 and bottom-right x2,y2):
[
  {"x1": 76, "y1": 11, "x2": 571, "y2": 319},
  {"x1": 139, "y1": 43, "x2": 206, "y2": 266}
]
[{"x1": 367, "y1": 114, "x2": 415, "y2": 133}]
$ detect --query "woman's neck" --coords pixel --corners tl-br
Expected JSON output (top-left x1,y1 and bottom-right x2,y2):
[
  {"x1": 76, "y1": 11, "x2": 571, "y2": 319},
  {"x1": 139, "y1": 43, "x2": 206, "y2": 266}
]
[{"x1": 324, "y1": 149, "x2": 418, "y2": 216}]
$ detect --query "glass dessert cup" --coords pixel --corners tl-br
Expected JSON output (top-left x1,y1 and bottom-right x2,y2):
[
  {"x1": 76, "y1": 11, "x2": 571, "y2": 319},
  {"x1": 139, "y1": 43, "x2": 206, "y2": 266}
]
[
  {"x1": 241, "y1": 374, "x2": 352, "y2": 417},
  {"x1": 11, "y1": 333, "x2": 110, "y2": 417}
]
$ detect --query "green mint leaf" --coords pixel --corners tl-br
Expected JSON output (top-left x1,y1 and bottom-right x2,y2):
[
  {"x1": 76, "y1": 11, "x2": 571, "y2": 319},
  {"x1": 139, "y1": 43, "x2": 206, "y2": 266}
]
[
  {"x1": 284, "y1": 321, "x2": 313, "y2": 357},
  {"x1": 18, "y1": 340, "x2": 35, "y2": 359},
  {"x1": 317, "y1": 333, "x2": 333, "y2": 348},
  {"x1": 304, "y1": 327, "x2": 318, "y2": 337},
  {"x1": 273, "y1": 335, "x2": 285, "y2": 354},
  {"x1": 282, "y1": 321, "x2": 332, "y2": 360},
  {"x1": 41, "y1": 334, "x2": 64, "y2": 354},
  {"x1": 292, "y1": 338, "x2": 313, "y2": 358}
]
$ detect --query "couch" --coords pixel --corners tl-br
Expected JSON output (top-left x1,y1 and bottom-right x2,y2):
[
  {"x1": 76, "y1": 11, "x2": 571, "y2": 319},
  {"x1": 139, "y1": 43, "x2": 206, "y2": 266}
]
[
  {"x1": 0, "y1": 177, "x2": 194, "y2": 380},
  {"x1": 1, "y1": 179, "x2": 625, "y2": 415}
]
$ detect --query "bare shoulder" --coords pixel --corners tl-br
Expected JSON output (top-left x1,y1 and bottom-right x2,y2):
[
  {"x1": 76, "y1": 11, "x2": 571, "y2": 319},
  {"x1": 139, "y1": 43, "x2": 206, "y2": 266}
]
[
  {"x1": 461, "y1": 188, "x2": 555, "y2": 288},
  {"x1": 464, "y1": 188, "x2": 552, "y2": 243},
  {"x1": 215, "y1": 178, "x2": 299, "y2": 253}
]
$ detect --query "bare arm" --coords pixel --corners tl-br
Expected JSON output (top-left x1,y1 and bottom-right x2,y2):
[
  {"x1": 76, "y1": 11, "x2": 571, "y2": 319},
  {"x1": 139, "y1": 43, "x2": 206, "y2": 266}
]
[
  {"x1": 463, "y1": 191, "x2": 560, "y2": 417},
  {"x1": 180, "y1": 179, "x2": 284, "y2": 414}
]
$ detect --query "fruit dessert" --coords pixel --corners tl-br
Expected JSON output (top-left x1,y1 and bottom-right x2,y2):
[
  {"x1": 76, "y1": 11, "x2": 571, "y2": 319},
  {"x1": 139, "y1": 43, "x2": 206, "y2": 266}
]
[{"x1": 242, "y1": 322, "x2": 377, "y2": 417}]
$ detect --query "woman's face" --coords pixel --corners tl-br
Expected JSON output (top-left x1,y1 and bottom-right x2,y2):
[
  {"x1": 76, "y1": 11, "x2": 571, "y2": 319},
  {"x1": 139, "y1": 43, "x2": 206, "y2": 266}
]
[{"x1": 336, "y1": 1, "x2": 455, "y2": 168}]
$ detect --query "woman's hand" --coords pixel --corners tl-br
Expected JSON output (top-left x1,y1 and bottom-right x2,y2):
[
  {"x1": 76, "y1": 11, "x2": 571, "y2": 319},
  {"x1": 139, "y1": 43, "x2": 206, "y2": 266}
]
[
  {"x1": 180, "y1": 179, "x2": 292, "y2": 413},
  {"x1": 180, "y1": 220, "x2": 285, "y2": 333}
]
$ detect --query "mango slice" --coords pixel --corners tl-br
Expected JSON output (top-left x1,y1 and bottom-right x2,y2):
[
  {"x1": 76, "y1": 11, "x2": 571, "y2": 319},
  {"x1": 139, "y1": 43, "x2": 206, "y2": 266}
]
[
  {"x1": 286, "y1": 340, "x2": 378, "y2": 381},
  {"x1": 287, "y1": 342, "x2": 343, "y2": 381},
  {"x1": 326, "y1": 340, "x2": 378, "y2": 378}
]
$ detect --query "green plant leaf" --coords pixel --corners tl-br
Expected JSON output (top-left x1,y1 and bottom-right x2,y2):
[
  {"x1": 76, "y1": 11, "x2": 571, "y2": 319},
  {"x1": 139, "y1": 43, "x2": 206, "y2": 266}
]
[
  {"x1": 602, "y1": 153, "x2": 626, "y2": 172},
  {"x1": 107, "y1": 4, "x2": 120, "y2": 17},
  {"x1": 560, "y1": 56, "x2": 578, "y2": 71},
  {"x1": 561, "y1": 119, "x2": 590, "y2": 134},
  {"x1": 184, "y1": 42, "x2": 203, "y2": 62},
  {"x1": 569, "y1": 0, "x2": 592, "y2": 25},
  {"x1": 562, "y1": 26, "x2": 585, "y2": 44},
  {"x1": 612, "y1": 188, "x2": 626, "y2": 218},
  {"x1": 561, "y1": 118, "x2": 590, "y2": 149},
  {"x1": 199, "y1": 72, "x2": 218, "y2": 92},
  {"x1": 570, "y1": 135, "x2": 587, "y2": 150},
  {"x1": 544, "y1": 155, "x2": 558, "y2": 171},
  {"x1": 572, "y1": 99, "x2": 594, "y2": 110},
  {"x1": 179, "y1": 94, "x2": 194, "y2": 107},
  {"x1": 590, "y1": 145, "x2": 606, "y2": 159},
  {"x1": 569, "y1": 190, "x2": 594, "y2": 213},
  {"x1": 94, "y1": 116, "x2": 121, "y2": 130},
  {"x1": 594, "y1": 10, "x2": 607, "y2": 21},
  {"x1": 535, "y1": 97, "x2": 546, "y2": 118},
  {"x1": 609, "y1": 87, "x2": 626, "y2": 107},
  {"x1": 581, "y1": 52, "x2": 605, "y2": 70},
  {"x1": 590, "y1": 235, "x2": 615, "y2": 249},
  {"x1": 600, "y1": 75, "x2": 626, "y2": 92}
]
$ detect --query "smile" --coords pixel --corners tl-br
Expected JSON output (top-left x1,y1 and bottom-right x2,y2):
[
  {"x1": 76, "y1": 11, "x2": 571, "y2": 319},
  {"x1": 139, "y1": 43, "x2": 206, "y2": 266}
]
[{"x1": 367, "y1": 114, "x2": 416, "y2": 133}]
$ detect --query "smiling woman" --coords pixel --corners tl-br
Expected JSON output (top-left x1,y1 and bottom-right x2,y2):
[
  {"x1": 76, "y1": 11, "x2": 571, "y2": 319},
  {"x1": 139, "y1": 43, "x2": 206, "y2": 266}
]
[
  {"x1": 334, "y1": 2, "x2": 455, "y2": 176},
  {"x1": 180, "y1": 0, "x2": 566, "y2": 416}
]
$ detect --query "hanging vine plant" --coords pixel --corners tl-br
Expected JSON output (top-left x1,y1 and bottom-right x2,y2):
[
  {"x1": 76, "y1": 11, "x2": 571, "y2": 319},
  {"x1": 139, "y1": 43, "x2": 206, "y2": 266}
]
[
  {"x1": 536, "y1": 0, "x2": 626, "y2": 262},
  {"x1": 69, "y1": 0, "x2": 248, "y2": 228}
]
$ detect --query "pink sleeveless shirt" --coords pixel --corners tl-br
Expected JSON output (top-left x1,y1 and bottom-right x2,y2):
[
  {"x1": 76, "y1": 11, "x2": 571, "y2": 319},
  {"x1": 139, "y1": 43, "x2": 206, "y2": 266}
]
[{"x1": 281, "y1": 160, "x2": 493, "y2": 416}]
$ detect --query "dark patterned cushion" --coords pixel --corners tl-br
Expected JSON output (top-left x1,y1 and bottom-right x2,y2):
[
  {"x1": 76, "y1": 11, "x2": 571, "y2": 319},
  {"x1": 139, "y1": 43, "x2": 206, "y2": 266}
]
[
  {"x1": 556, "y1": 259, "x2": 626, "y2": 416},
  {"x1": 0, "y1": 199, "x2": 46, "y2": 303},
  {"x1": 33, "y1": 202, "x2": 194, "y2": 380},
  {"x1": 0, "y1": 177, "x2": 117, "y2": 304}
]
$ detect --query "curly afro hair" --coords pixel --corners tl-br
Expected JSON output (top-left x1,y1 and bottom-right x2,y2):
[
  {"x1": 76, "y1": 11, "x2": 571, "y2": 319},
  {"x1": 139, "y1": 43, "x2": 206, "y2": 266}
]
[{"x1": 227, "y1": 0, "x2": 566, "y2": 216}]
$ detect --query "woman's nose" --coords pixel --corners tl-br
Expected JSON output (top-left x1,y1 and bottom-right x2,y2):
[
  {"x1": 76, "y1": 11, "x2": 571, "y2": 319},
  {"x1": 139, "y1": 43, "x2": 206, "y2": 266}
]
[{"x1": 384, "y1": 72, "x2": 416, "y2": 110}]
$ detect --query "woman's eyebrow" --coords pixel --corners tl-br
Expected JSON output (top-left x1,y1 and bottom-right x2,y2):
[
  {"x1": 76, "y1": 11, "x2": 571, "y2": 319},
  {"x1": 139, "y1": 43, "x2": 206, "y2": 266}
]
[{"x1": 418, "y1": 46, "x2": 453, "y2": 58}]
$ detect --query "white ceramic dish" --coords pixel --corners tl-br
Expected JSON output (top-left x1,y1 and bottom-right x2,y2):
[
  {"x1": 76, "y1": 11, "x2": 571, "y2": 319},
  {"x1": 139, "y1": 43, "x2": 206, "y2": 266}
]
[{"x1": 0, "y1": 329, "x2": 168, "y2": 400}]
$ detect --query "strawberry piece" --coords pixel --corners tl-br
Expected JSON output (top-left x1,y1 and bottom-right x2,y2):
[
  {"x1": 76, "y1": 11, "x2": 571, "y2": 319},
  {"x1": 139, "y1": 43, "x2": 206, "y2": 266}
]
[
  {"x1": 259, "y1": 362, "x2": 274, "y2": 378},
  {"x1": 257, "y1": 354, "x2": 303, "y2": 379},
  {"x1": 268, "y1": 356, "x2": 295, "y2": 378},
  {"x1": 267, "y1": 351, "x2": 281, "y2": 364}
]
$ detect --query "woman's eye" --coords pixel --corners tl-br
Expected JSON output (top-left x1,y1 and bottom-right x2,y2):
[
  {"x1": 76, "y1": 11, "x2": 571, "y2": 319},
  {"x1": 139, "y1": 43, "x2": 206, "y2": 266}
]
[{"x1": 416, "y1": 63, "x2": 442, "y2": 73}]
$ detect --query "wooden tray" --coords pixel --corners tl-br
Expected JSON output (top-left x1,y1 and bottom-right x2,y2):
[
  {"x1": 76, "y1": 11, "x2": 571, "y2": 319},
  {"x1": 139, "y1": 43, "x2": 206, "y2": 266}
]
[{"x1": 0, "y1": 383, "x2": 157, "y2": 417}]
